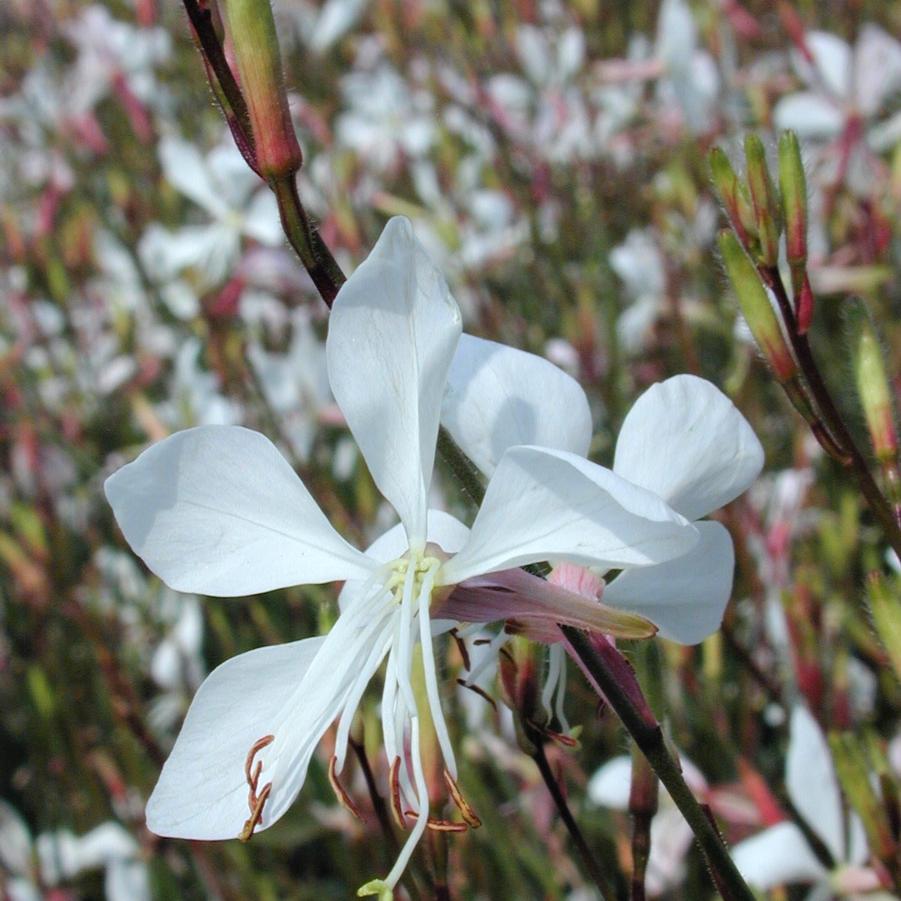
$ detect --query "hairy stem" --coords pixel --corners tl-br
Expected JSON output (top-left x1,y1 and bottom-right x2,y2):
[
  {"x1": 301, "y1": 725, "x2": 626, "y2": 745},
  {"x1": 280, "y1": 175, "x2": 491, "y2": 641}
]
[
  {"x1": 562, "y1": 627, "x2": 754, "y2": 901},
  {"x1": 763, "y1": 267, "x2": 901, "y2": 558}
]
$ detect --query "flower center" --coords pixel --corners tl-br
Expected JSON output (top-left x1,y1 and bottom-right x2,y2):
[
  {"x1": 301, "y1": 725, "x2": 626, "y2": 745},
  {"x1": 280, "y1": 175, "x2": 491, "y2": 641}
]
[{"x1": 384, "y1": 551, "x2": 442, "y2": 606}]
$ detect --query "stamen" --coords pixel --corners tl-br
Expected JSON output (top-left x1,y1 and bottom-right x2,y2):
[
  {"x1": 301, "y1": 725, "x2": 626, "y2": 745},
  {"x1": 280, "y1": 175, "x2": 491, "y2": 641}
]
[
  {"x1": 244, "y1": 734, "x2": 274, "y2": 787},
  {"x1": 403, "y1": 811, "x2": 468, "y2": 833},
  {"x1": 239, "y1": 783, "x2": 272, "y2": 842},
  {"x1": 328, "y1": 755, "x2": 363, "y2": 821},
  {"x1": 382, "y1": 717, "x2": 430, "y2": 890},
  {"x1": 456, "y1": 678, "x2": 497, "y2": 711},
  {"x1": 416, "y1": 565, "x2": 457, "y2": 779},
  {"x1": 239, "y1": 733, "x2": 275, "y2": 842},
  {"x1": 443, "y1": 769, "x2": 481, "y2": 828},
  {"x1": 449, "y1": 628, "x2": 471, "y2": 671},
  {"x1": 389, "y1": 756, "x2": 406, "y2": 829}
]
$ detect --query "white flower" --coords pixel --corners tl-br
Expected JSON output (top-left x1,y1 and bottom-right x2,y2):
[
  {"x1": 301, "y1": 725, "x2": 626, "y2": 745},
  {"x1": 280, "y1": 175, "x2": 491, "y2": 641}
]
[
  {"x1": 732, "y1": 706, "x2": 873, "y2": 895},
  {"x1": 609, "y1": 229, "x2": 667, "y2": 354},
  {"x1": 0, "y1": 804, "x2": 149, "y2": 901},
  {"x1": 774, "y1": 25, "x2": 901, "y2": 150},
  {"x1": 37, "y1": 822, "x2": 150, "y2": 901},
  {"x1": 105, "y1": 217, "x2": 699, "y2": 893},
  {"x1": 139, "y1": 135, "x2": 283, "y2": 285},
  {"x1": 442, "y1": 338, "x2": 764, "y2": 643},
  {"x1": 774, "y1": 24, "x2": 901, "y2": 197}
]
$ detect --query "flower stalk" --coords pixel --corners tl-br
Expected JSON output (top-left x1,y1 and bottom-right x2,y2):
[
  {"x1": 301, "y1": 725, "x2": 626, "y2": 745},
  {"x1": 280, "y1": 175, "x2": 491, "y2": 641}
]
[
  {"x1": 562, "y1": 626, "x2": 755, "y2": 901},
  {"x1": 712, "y1": 138, "x2": 901, "y2": 560}
]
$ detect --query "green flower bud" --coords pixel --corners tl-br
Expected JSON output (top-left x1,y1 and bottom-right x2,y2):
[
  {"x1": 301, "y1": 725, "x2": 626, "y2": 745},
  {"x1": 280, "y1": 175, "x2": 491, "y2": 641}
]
[
  {"x1": 718, "y1": 230, "x2": 795, "y2": 382},
  {"x1": 744, "y1": 134, "x2": 781, "y2": 267},
  {"x1": 778, "y1": 131, "x2": 807, "y2": 267},
  {"x1": 222, "y1": 0, "x2": 302, "y2": 179},
  {"x1": 709, "y1": 147, "x2": 757, "y2": 248},
  {"x1": 850, "y1": 305, "x2": 899, "y2": 463}
]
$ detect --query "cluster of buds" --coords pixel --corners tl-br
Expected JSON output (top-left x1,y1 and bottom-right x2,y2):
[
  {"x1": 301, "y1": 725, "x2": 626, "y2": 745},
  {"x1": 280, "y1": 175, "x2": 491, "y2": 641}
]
[{"x1": 713, "y1": 134, "x2": 901, "y2": 546}]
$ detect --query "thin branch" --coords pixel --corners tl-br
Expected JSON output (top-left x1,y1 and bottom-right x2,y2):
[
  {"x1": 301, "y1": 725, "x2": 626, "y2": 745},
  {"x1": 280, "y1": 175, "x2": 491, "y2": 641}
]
[{"x1": 527, "y1": 728, "x2": 617, "y2": 901}]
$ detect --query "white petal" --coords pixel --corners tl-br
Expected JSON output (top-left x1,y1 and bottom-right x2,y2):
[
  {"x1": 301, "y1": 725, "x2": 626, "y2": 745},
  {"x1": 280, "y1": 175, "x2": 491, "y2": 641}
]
[
  {"x1": 146, "y1": 637, "x2": 327, "y2": 839},
  {"x1": 442, "y1": 333, "x2": 592, "y2": 477},
  {"x1": 441, "y1": 446, "x2": 698, "y2": 584},
  {"x1": 854, "y1": 25, "x2": 901, "y2": 116},
  {"x1": 613, "y1": 375, "x2": 764, "y2": 521},
  {"x1": 158, "y1": 135, "x2": 227, "y2": 219},
  {"x1": 787, "y1": 705, "x2": 844, "y2": 860},
  {"x1": 773, "y1": 93, "x2": 844, "y2": 140},
  {"x1": 241, "y1": 190, "x2": 284, "y2": 246},
  {"x1": 647, "y1": 806, "x2": 693, "y2": 895},
  {"x1": 732, "y1": 822, "x2": 826, "y2": 888},
  {"x1": 327, "y1": 217, "x2": 462, "y2": 546},
  {"x1": 0, "y1": 801, "x2": 32, "y2": 877},
  {"x1": 587, "y1": 756, "x2": 633, "y2": 810},
  {"x1": 105, "y1": 859, "x2": 151, "y2": 901},
  {"x1": 804, "y1": 32, "x2": 852, "y2": 99},
  {"x1": 602, "y1": 522, "x2": 734, "y2": 644},
  {"x1": 105, "y1": 426, "x2": 374, "y2": 596}
]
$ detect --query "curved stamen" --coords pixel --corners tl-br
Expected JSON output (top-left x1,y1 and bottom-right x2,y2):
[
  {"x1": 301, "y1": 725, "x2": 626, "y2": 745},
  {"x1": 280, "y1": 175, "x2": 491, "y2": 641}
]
[
  {"x1": 416, "y1": 564, "x2": 458, "y2": 779},
  {"x1": 239, "y1": 734, "x2": 275, "y2": 842},
  {"x1": 328, "y1": 755, "x2": 362, "y2": 820},
  {"x1": 383, "y1": 716, "x2": 429, "y2": 890},
  {"x1": 443, "y1": 769, "x2": 481, "y2": 828}
]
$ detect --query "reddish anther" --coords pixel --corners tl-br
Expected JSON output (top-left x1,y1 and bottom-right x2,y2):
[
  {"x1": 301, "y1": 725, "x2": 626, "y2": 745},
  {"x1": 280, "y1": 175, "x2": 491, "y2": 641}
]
[
  {"x1": 404, "y1": 811, "x2": 469, "y2": 833},
  {"x1": 328, "y1": 756, "x2": 363, "y2": 821},
  {"x1": 389, "y1": 756, "x2": 406, "y2": 829},
  {"x1": 443, "y1": 769, "x2": 482, "y2": 828},
  {"x1": 238, "y1": 733, "x2": 275, "y2": 842}
]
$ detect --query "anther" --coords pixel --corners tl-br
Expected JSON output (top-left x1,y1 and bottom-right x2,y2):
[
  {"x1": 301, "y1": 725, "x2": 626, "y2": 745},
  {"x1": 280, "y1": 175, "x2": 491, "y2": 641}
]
[
  {"x1": 456, "y1": 678, "x2": 497, "y2": 712},
  {"x1": 389, "y1": 756, "x2": 406, "y2": 829},
  {"x1": 404, "y1": 811, "x2": 469, "y2": 833},
  {"x1": 239, "y1": 733, "x2": 275, "y2": 842},
  {"x1": 328, "y1": 756, "x2": 363, "y2": 821},
  {"x1": 450, "y1": 629, "x2": 471, "y2": 671},
  {"x1": 244, "y1": 734, "x2": 274, "y2": 788},
  {"x1": 239, "y1": 782, "x2": 272, "y2": 842},
  {"x1": 443, "y1": 770, "x2": 481, "y2": 828}
]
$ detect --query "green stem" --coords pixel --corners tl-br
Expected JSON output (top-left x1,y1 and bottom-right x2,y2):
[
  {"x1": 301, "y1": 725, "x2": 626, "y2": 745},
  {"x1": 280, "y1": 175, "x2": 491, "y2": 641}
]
[
  {"x1": 562, "y1": 627, "x2": 755, "y2": 901},
  {"x1": 763, "y1": 267, "x2": 901, "y2": 558},
  {"x1": 270, "y1": 177, "x2": 346, "y2": 305}
]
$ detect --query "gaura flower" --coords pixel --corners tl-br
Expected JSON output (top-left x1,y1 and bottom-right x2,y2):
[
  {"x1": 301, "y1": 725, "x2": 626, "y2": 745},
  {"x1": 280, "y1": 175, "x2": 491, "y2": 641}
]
[
  {"x1": 105, "y1": 217, "x2": 699, "y2": 894},
  {"x1": 732, "y1": 706, "x2": 875, "y2": 897},
  {"x1": 442, "y1": 339, "x2": 764, "y2": 644}
]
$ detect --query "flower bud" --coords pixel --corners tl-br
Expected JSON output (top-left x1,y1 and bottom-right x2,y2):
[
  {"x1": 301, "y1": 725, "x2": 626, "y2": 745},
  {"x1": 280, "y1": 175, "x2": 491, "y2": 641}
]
[
  {"x1": 719, "y1": 230, "x2": 796, "y2": 382},
  {"x1": 709, "y1": 147, "x2": 757, "y2": 248},
  {"x1": 851, "y1": 307, "x2": 899, "y2": 464},
  {"x1": 221, "y1": 0, "x2": 302, "y2": 179},
  {"x1": 778, "y1": 131, "x2": 807, "y2": 267},
  {"x1": 867, "y1": 571, "x2": 901, "y2": 682},
  {"x1": 744, "y1": 134, "x2": 781, "y2": 267}
]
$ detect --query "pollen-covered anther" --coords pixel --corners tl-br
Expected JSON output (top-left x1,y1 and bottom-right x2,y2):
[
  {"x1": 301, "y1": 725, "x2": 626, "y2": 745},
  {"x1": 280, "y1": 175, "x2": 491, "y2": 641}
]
[
  {"x1": 328, "y1": 755, "x2": 363, "y2": 821},
  {"x1": 443, "y1": 769, "x2": 481, "y2": 828},
  {"x1": 238, "y1": 733, "x2": 275, "y2": 842},
  {"x1": 403, "y1": 811, "x2": 468, "y2": 833},
  {"x1": 389, "y1": 756, "x2": 406, "y2": 829}
]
